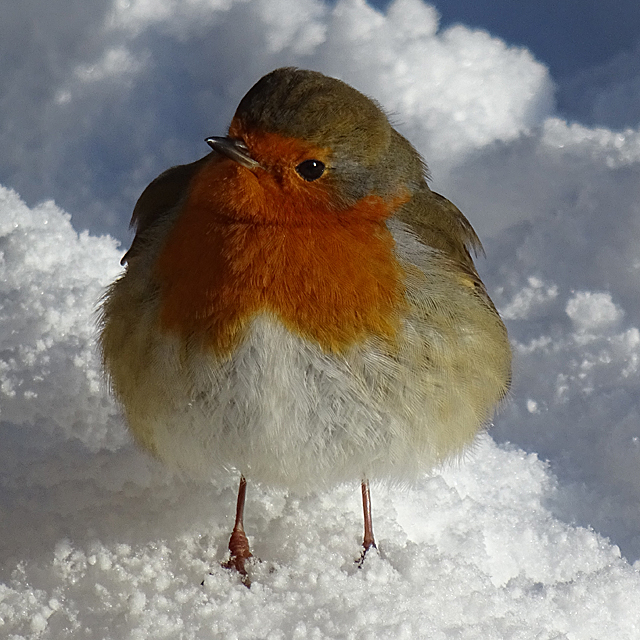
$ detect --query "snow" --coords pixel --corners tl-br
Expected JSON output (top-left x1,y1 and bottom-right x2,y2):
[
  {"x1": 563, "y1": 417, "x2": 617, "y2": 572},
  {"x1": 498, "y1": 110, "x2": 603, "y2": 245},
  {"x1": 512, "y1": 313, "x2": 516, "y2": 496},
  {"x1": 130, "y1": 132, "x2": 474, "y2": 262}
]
[{"x1": 2, "y1": 0, "x2": 640, "y2": 637}]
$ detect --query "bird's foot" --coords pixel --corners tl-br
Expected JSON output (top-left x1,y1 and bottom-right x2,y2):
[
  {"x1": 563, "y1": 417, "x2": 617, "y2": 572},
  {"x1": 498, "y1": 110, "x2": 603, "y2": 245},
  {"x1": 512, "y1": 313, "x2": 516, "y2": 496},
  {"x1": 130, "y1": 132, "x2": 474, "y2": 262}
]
[
  {"x1": 222, "y1": 554, "x2": 252, "y2": 587},
  {"x1": 356, "y1": 541, "x2": 379, "y2": 568},
  {"x1": 222, "y1": 527, "x2": 253, "y2": 587}
]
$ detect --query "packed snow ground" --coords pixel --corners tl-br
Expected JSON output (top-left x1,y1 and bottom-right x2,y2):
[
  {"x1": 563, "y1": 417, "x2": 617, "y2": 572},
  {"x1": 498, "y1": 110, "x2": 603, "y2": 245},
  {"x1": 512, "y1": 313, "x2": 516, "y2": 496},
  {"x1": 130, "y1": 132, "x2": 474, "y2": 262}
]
[{"x1": 2, "y1": 1, "x2": 640, "y2": 638}]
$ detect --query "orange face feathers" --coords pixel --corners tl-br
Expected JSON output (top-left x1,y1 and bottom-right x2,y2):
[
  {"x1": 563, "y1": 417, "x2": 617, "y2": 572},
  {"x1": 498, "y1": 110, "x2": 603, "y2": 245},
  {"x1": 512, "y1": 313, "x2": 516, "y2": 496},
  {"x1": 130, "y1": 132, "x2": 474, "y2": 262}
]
[
  {"x1": 152, "y1": 69, "x2": 424, "y2": 357},
  {"x1": 155, "y1": 134, "x2": 409, "y2": 355},
  {"x1": 202, "y1": 130, "x2": 335, "y2": 225}
]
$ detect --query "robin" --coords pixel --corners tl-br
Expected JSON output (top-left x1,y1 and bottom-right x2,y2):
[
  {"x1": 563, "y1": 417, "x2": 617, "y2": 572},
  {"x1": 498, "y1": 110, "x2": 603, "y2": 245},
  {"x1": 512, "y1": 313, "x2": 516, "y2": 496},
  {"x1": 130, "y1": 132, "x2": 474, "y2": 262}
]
[{"x1": 100, "y1": 67, "x2": 511, "y2": 586}]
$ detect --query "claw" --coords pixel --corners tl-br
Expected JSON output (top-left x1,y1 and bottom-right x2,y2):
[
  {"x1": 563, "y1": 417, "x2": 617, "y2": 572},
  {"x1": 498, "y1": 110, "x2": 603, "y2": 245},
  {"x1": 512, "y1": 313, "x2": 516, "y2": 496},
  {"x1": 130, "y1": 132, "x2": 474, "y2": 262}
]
[
  {"x1": 356, "y1": 540, "x2": 378, "y2": 568},
  {"x1": 222, "y1": 555, "x2": 251, "y2": 587},
  {"x1": 222, "y1": 525, "x2": 252, "y2": 587}
]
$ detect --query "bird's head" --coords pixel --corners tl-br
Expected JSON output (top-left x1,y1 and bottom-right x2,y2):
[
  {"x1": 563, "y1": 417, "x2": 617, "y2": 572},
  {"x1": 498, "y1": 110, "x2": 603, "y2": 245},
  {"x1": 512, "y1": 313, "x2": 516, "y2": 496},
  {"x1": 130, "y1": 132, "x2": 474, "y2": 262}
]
[{"x1": 197, "y1": 67, "x2": 424, "y2": 225}]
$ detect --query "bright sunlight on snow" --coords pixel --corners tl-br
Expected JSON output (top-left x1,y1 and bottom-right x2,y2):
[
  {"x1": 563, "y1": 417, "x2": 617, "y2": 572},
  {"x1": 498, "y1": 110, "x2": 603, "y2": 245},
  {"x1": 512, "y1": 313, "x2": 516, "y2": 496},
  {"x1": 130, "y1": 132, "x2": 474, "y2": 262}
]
[{"x1": 2, "y1": 1, "x2": 640, "y2": 638}]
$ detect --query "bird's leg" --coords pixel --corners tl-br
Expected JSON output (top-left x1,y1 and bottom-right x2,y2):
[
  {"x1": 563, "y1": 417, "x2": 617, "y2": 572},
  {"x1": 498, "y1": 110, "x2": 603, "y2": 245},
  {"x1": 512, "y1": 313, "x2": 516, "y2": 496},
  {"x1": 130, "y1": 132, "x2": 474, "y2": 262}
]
[
  {"x1": 358, "y1": 479, "x2": 377, "y2": 565},
  {"x1": 222, "y1": 475, "x2": 252, "y2": 586}
]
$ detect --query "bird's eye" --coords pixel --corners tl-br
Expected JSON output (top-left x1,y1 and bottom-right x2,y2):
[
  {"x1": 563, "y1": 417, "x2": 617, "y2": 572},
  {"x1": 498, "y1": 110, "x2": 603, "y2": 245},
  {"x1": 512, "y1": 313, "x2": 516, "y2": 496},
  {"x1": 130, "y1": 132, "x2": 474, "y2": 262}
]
[{"x1": 295, "y1": 159, "x2": 325, "y2": 182}]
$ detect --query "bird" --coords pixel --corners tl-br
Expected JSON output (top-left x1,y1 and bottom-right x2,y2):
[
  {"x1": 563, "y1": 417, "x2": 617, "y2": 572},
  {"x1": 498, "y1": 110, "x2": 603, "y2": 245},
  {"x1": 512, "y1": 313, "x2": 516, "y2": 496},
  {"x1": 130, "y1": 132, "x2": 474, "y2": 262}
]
[{"x1": 99, "y1": 67, "x2": 511, "y2": 586}]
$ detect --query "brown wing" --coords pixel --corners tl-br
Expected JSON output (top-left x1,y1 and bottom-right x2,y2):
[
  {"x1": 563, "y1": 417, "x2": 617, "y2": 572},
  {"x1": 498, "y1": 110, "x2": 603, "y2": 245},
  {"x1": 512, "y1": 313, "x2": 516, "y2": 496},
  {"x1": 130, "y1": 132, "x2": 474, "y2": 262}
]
[
  {"x1": 121, "y1": 154, "x2": 213, "y2": 265},
  {"x1": 394, "y1": 184, "x2": 497, "y2": 306},
  {"x1": 396, "y1": 185, "x2": 483, "y2": 265}
]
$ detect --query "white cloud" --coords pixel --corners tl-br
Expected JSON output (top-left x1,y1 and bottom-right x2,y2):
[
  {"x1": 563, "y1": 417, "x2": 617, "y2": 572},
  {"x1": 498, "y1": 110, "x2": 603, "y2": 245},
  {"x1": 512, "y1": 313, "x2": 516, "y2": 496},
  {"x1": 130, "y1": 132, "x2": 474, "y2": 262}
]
[
  {"x1": 542, "y1": 118, "x2": 640, "y2": 167},
  {"x1": 73, "y1": 46, "x2": 145, "y2": 84},
  {"x1": 500, "y1": 276, "x2": 559, "y2": 321},
  {"x1": 566, "y1": 292, "x2": 624, "y2": 333}
]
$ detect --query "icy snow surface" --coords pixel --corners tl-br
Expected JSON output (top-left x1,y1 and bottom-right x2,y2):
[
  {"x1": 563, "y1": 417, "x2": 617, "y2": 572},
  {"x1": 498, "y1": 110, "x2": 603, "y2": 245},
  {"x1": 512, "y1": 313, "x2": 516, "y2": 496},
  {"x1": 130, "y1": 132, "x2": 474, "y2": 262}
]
[{"x1": 2, "y1": 0, "x2": 640, "y2": 638}]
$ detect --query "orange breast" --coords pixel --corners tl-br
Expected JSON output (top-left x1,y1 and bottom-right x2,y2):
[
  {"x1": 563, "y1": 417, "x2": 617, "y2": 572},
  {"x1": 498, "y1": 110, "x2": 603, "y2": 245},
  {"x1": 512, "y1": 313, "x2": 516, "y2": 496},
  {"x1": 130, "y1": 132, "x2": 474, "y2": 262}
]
[{"x1": 155, "y1": 152, "x2": 407, "y2": 356}]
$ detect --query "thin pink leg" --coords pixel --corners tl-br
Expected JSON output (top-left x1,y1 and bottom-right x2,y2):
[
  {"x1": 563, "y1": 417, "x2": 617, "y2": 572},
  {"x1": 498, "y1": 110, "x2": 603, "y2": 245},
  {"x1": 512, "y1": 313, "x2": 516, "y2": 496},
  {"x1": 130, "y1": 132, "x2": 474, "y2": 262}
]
[
  {"x1": 222, "y1": 475, "x2": 252, "y2": 586},
  {"x1": 360, "y1": 479, "x2": 377, "y2": 561}
]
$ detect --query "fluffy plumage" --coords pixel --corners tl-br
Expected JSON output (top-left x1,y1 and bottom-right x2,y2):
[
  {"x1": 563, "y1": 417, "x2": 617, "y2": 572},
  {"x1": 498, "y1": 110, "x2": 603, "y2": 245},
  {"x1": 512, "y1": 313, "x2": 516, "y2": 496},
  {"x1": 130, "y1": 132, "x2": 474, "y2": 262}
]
[{"x1": 99, "y1": 68, "x2": 511, "y2": 578}]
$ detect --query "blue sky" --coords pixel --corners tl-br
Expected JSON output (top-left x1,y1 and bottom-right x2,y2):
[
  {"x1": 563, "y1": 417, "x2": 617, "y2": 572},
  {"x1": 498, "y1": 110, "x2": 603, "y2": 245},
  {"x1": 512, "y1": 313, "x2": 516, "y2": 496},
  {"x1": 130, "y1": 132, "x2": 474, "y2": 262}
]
[{"x1": 372, "y1": 0, "x2": 640, "y2": 79}]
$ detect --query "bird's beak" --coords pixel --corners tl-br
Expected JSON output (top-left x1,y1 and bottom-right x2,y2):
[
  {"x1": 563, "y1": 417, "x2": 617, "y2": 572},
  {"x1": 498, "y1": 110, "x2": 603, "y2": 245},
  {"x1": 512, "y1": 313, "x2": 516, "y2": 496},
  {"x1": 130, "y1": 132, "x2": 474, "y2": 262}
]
[{"x1": 205, "y1": 136, "x2": 262, "y2": 170}]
